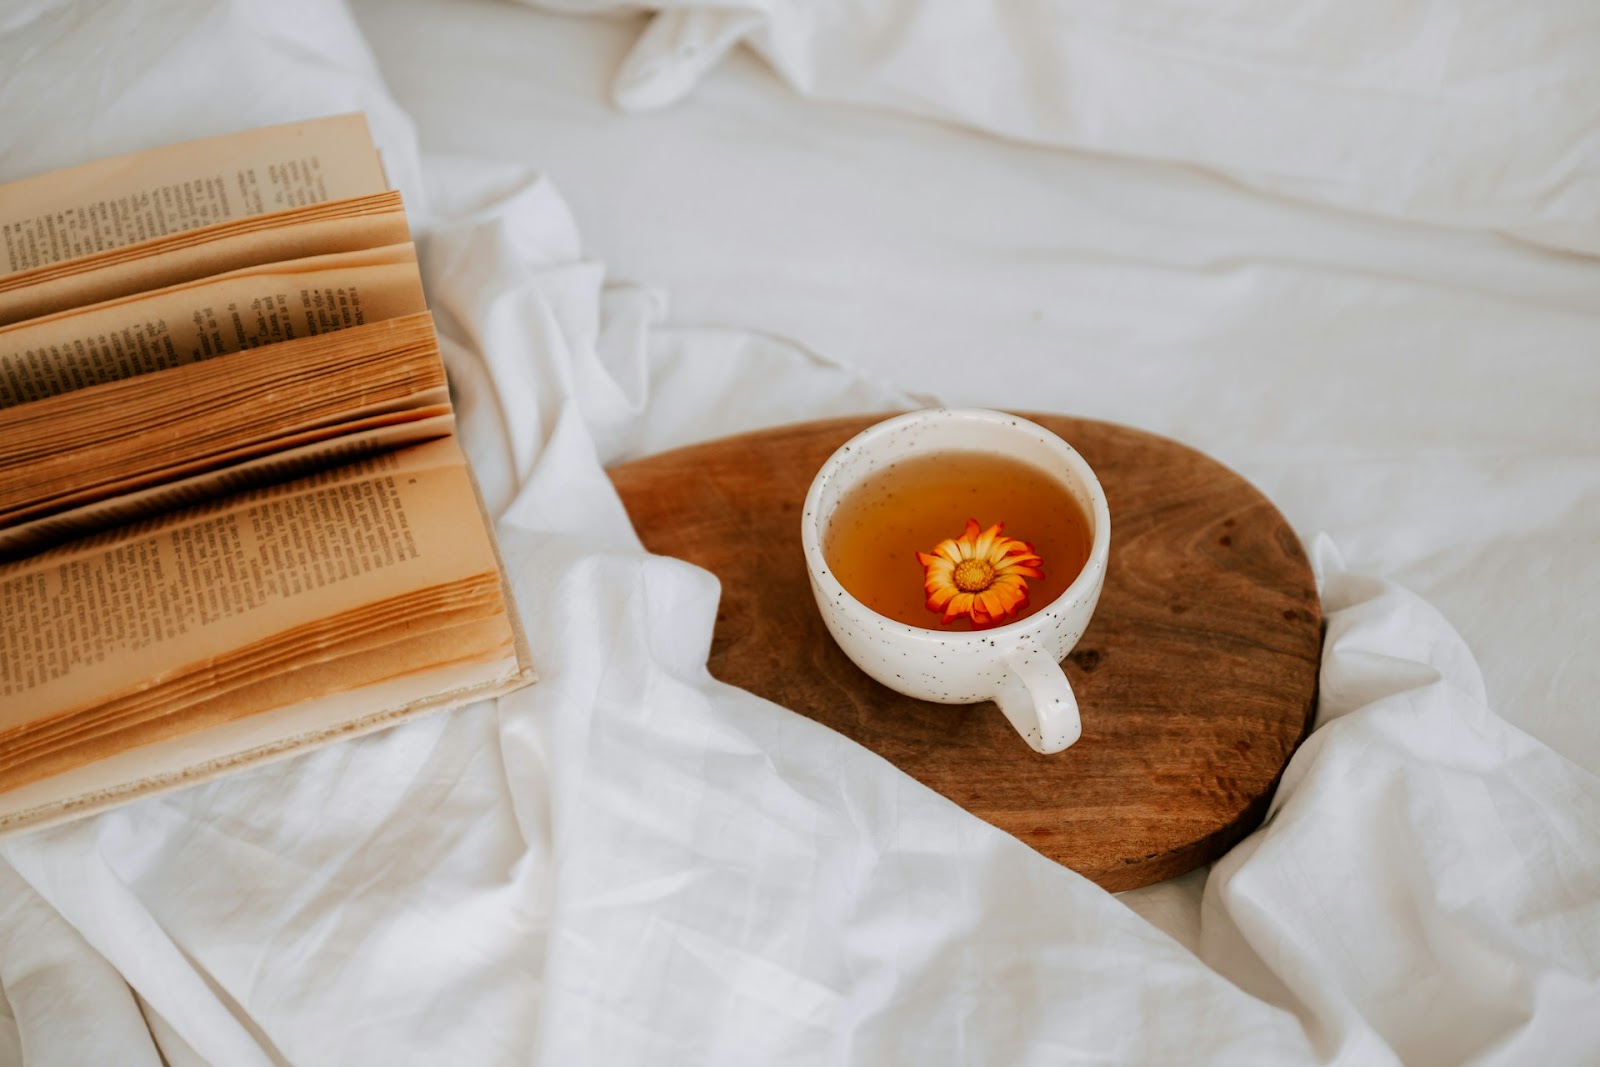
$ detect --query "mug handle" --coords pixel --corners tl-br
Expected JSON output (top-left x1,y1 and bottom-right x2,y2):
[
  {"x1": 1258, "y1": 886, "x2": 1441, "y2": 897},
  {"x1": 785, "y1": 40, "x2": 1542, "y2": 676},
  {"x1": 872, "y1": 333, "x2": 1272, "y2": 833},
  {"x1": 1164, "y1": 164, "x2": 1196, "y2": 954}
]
[{"x1": 994, "y1": 648, "x2": 1083, "y2": 755}]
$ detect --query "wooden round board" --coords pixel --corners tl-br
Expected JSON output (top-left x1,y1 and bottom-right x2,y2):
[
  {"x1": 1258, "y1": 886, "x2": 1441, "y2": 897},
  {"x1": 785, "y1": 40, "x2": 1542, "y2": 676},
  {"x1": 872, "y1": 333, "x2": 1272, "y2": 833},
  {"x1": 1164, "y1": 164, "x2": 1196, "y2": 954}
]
[{"x1": 608, "y1": 414, "x2": 1321, "y2": 891}]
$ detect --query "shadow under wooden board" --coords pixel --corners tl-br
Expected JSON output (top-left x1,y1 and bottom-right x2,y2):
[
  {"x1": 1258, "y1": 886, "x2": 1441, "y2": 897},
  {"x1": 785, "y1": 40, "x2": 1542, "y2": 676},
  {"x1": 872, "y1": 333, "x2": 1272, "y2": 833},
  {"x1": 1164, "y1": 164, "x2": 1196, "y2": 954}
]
[{"x1": 608, "y1": 413, "x2": 1321, "y2": 892}]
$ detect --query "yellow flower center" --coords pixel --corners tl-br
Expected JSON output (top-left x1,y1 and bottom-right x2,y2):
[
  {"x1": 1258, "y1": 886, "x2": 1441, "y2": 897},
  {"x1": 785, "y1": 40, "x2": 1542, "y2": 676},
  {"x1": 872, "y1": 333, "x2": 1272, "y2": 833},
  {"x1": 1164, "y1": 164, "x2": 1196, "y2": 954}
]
[{"x1": 952, "y1": 558, "x2": 995, "y2": 592}]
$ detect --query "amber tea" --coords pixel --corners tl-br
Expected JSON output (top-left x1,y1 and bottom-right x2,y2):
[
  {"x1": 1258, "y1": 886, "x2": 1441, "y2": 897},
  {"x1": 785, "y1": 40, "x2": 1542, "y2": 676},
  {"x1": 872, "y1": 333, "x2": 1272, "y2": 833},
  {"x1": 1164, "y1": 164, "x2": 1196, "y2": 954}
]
[{"x1": 824, "y1": 450, "x2": 1093, "y2": 630}]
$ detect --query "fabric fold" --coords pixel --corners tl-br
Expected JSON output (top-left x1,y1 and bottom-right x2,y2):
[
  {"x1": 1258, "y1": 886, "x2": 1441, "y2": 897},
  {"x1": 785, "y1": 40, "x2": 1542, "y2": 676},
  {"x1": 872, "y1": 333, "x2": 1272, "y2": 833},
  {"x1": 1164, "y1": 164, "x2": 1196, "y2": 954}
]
[{"x1": 541, "y1": 0, "x2": 1600, "y2": 255}]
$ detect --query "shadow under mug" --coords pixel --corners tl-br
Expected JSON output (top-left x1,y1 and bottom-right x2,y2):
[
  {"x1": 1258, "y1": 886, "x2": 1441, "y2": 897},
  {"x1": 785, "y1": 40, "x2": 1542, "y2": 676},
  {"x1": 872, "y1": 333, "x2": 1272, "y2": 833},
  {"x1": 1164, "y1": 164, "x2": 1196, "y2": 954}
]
[{"x1": 800, "y1": 408, "x2": 1111, "y2": 754}]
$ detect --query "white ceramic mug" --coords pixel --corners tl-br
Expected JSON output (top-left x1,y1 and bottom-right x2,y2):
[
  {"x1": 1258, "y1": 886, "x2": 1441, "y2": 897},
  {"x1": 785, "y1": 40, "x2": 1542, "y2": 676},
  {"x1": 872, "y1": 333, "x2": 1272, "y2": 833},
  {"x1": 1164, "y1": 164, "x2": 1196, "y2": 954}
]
[{"x1": 801, "y1": 408, "x2": 1111, "y2": 754}]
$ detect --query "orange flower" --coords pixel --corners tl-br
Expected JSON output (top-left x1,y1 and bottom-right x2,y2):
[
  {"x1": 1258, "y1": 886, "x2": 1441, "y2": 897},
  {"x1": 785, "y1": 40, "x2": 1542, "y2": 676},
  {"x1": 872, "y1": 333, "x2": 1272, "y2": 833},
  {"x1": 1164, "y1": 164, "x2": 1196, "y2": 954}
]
[{"x1": 916, "y1": 519, "x2": 1044, "y2": 628}]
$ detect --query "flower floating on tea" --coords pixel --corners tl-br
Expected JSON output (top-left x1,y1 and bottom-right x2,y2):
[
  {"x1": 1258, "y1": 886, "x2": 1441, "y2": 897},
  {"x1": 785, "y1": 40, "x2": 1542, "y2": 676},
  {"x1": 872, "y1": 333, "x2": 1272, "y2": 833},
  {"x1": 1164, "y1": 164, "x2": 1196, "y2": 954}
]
[{"x1": 917, "y1": 519, "x2": 1043, "y2": 628}]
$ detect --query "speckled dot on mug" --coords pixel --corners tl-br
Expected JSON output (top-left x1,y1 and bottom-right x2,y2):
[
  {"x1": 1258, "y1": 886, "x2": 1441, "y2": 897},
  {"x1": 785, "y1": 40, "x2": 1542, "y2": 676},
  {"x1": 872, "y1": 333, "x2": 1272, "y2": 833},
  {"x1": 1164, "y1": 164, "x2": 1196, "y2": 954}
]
[{"x1": 801, "y1": 408, "x2": 1111, "y2": 754}]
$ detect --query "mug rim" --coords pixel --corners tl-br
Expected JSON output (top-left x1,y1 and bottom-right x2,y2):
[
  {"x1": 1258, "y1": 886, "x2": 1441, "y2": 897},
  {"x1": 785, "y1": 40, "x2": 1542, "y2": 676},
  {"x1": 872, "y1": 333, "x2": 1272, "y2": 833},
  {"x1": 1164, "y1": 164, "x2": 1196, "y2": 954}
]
[{"x1": 800, "y1": 407, "x2": 1111, "y2": 646}]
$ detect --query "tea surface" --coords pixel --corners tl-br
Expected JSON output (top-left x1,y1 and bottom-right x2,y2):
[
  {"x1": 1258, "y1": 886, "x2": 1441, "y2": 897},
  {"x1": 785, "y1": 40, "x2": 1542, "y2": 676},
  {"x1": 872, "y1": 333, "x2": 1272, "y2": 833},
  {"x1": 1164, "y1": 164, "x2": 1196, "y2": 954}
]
[{"x1": 824, "y1": 450, "x2": 1091, "y2": 629}]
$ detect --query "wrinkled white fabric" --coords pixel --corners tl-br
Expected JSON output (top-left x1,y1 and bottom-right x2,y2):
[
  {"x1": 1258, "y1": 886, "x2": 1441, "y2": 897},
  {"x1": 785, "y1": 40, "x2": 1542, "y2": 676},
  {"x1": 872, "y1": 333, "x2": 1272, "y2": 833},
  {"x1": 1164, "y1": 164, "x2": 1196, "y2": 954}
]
[
  {"x1": 358, "y1": 0, "x2": 1600, "y2": 775},
  {"x1": 510, "y1": 0, "x2": 1600, "y2": 255},
  {"x1": 3, "y1": 2, "x2": 1599, "y2": 1065},
  {"x1": 0, "y1": 0, "x2": 425, "y2": 212},
  {"x1": 1204, "y1": 540, "x2": 1600, "y2": 1066}
]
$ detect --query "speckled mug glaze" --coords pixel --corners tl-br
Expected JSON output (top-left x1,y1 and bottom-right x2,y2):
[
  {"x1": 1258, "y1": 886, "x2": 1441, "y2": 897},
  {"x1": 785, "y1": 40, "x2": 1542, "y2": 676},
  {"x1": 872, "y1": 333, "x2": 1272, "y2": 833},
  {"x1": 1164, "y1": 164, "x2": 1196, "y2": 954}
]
[{"x1": 801, "y1": 408, "x2": 1110, "y2": 754}]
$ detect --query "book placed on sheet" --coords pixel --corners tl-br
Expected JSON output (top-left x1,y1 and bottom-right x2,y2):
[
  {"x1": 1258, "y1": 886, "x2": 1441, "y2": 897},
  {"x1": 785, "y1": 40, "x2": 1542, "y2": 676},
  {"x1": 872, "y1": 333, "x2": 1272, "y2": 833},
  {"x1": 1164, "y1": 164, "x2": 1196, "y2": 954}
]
[{"x1": 0, "y1": 115, "x2": 535, "y2": 834}]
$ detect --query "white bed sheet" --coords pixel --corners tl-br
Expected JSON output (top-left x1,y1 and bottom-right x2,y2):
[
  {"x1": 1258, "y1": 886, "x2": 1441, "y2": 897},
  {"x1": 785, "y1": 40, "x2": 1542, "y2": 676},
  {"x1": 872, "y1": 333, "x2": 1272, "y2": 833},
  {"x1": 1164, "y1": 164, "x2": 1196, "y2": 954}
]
[
  {"x1": 354, "y1": 0, "x2": 1600, "y2": 772},
  {"x1": 1, "y1": 1, "x2": 1598, "y2": 1064}
]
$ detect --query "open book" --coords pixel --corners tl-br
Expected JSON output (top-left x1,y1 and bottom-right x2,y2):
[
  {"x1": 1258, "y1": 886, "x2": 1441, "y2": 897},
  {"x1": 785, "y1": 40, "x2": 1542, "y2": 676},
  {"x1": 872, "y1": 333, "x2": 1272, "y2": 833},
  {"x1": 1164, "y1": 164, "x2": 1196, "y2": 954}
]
[{"x1": 0, "y1": 115, "x2": 535, "y2": 833}]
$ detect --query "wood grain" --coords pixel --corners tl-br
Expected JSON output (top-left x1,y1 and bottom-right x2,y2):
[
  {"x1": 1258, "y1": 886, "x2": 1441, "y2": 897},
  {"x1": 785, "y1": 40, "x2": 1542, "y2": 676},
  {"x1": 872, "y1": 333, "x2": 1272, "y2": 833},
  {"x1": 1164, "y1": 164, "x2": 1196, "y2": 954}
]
[{"x1": 609, "y1": 414, "x2": 1321, "y2": 891}]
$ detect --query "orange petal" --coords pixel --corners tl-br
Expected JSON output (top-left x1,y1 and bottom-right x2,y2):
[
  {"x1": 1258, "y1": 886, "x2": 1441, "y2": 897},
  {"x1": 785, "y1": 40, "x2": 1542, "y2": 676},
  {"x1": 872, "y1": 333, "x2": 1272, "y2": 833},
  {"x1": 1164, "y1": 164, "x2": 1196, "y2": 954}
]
[
  {"x1": 942, "y1": 591, "x2": 975, "y2": 624},
  {"x1": 974, "y1": 523, "x2": 1003, "y2": 560},
  {"x1": 954, "y1": 520, "x2": 983, "y2": 559}
]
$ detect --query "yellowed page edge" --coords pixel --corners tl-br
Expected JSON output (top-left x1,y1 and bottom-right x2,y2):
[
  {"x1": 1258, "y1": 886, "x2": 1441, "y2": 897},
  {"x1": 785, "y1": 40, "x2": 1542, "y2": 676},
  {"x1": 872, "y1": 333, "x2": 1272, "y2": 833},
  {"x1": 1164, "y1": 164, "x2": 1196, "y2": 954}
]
[
  {"x1": 0, "y1": 114, "x2": 385, "y2": 275},
  {"x1": 0, "y1": 650, "x2": 524, "y2": 836},
  {"x1": 0, "y1": 438, "x2": 493, "y2": 728},
  {"x1": 0, "y1": 244, "x2": 426, "y2": 407},
  {"x1": 0, "y1": 192, "x2": 410, "y2": 327},
  {"x1": 0, "y1": 589, "x2": 505, "y2": 782},
  {"x1": 0, "y1": 311, "x2": 441, "y2": 467},
  {"x1": 0, "y1": 412, "x2": 456, "y2": 555}
]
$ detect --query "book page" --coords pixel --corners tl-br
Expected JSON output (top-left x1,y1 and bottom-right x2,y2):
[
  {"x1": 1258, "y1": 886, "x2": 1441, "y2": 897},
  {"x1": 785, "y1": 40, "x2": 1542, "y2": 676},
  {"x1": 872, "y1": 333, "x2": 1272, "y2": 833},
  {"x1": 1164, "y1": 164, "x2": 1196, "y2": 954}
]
[
  {"x1": 0, "y1": 412, "x2": 455, "y2": 556},
  {"x1": 0, "y1": 438, "x2": 497, "y2": 729},
  {"x1": 1, "y1": 576, "x2": 502, "y2": 786},
  {"x1": 0, "y1": 114, "x2": 385, "y2": 275},
  {"x1": 0, "y1": 642, "x2": 525, "y2": 833},
  {"x1": 0, "y1": 312, "x2": 455, "y2": 544},
  {"x1": 0, "y1": 314, "x2": 445, "y2": 511},
  {"x1": 0, "y1": 244, "x2": 425, "y2": 407},
  {"x1": 0, "y1": 191, "x2": 411, "y2": 328}
]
